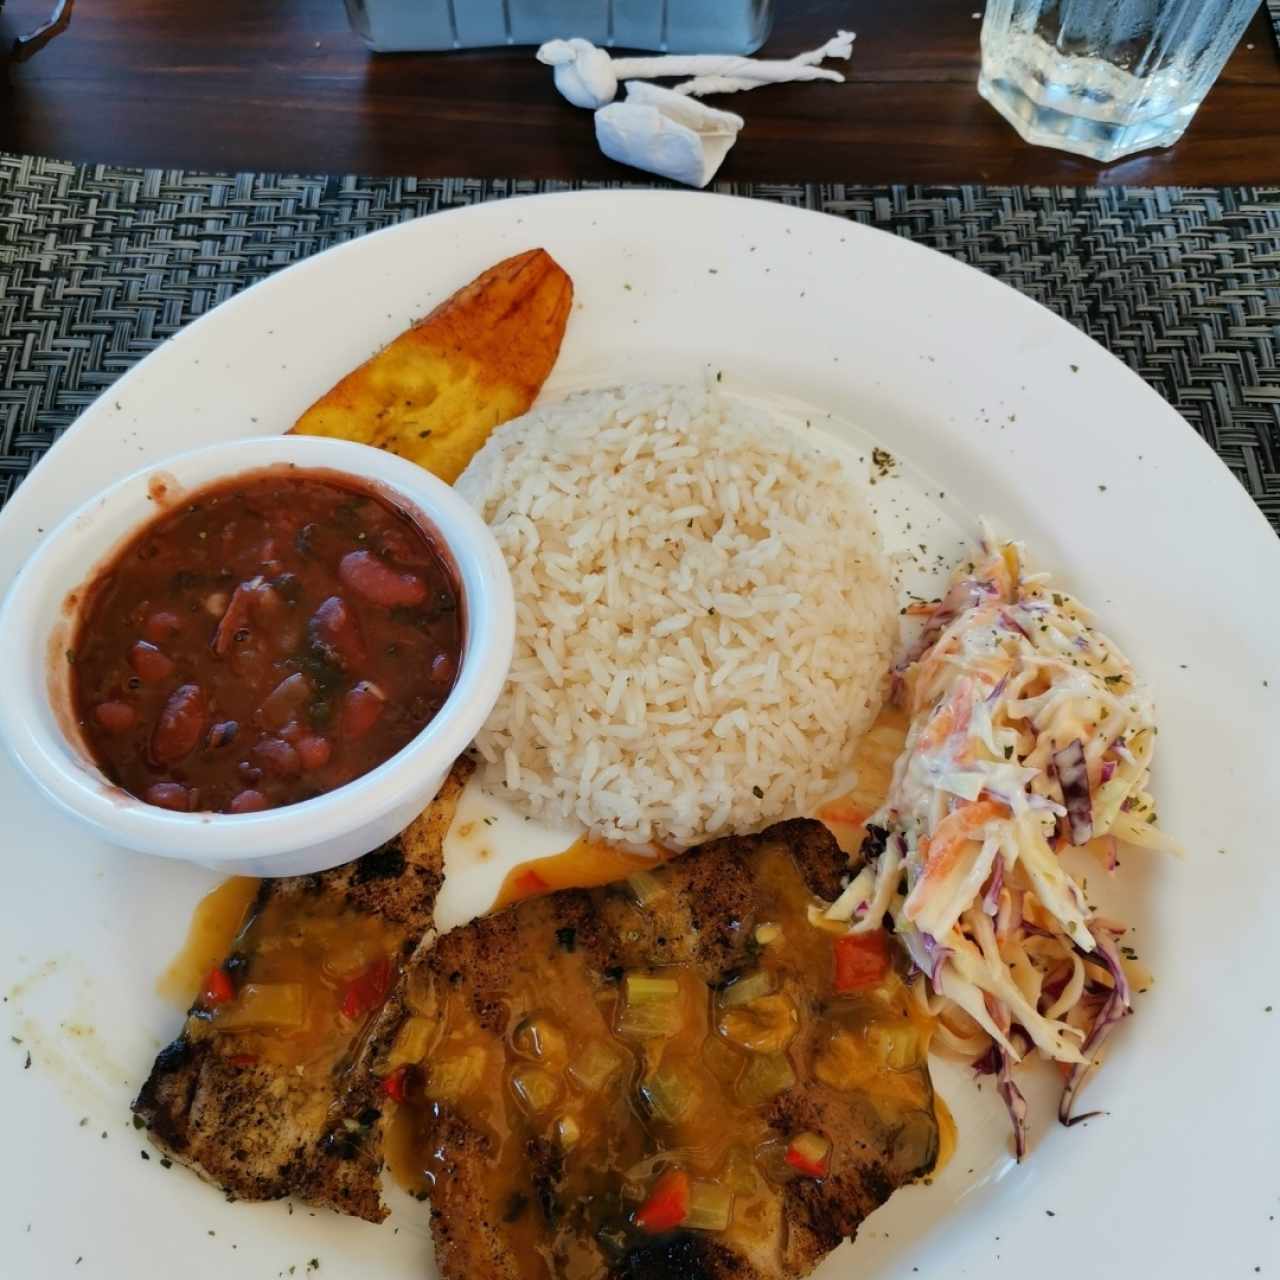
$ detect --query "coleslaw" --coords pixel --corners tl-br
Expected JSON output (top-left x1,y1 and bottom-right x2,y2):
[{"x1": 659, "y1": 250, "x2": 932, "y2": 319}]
[{"x1": 824, "y1": 526, "x2": 1176, "y2": 1157}]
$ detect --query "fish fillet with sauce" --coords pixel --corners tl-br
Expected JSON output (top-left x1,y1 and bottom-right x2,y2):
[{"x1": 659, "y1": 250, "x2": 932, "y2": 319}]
[
  {"x1": 329, "y1": 817, "x2": 941, "y2": 1278},
  {"x1": 132, "y1": 759, "x2": 471, "y2": 1222}
]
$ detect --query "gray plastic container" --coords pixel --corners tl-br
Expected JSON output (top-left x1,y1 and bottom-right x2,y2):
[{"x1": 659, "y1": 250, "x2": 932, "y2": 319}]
[{"x1": 344, "y1": 0, "x2": 775, "y2": 54}]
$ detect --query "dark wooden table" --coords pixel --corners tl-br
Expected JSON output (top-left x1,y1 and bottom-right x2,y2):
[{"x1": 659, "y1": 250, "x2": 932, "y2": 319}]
[{"x1": 3, "y1": 0, "x2": 1279, "y2": 182}]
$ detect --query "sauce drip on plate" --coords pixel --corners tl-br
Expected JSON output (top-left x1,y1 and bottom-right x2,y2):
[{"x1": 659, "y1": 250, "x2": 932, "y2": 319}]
[
  {"x1": 157, "y1": 876, "x2": 260, "y2": 1007},
  {"x1": 494, "y1": 836, "x2": 672, "y2": 910}
]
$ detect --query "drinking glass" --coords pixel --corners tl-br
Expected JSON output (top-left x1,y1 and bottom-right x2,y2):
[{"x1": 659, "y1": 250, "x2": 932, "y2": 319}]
[{"x1": 978, "y1": 0, "x2": 1263, "y2": 161}]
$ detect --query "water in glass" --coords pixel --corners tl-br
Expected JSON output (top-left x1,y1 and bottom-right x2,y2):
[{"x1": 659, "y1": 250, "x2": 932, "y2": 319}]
[{"x1": 979, "y1": 0, "x2": 1262, "y2": 161}]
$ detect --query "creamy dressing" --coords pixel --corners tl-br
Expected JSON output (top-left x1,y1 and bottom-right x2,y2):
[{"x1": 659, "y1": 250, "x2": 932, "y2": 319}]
[{"x1": 824, "y1": 532, "x2": 1172, "y2": 1154}]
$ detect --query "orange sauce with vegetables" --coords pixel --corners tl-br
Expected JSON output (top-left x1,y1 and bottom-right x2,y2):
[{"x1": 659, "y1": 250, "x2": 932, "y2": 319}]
[
  {"x1": 387, "y1": 844, "x2": 941, "y2": 1279},
  {"x1": 196, "y1": 893, "x2": 406, "y2": 1070},
  {"x1": 493, "y1": 836, "x2": 672, "y2": 910},
  {"x1": 157, "y1": 876, "x2": 260, "y2": 1006},
  {"x1": 162, "y1": 875, "x2": 408, "y2": 1092}
]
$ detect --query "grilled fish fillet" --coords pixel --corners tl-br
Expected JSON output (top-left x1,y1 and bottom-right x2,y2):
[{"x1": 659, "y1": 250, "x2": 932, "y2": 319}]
[
  {"x1": 132, "y1": 758, "x2": 471, "y2": 1222},
  {"x1": 329, "y1": 818, "x2": 941, "y2": 1278}
]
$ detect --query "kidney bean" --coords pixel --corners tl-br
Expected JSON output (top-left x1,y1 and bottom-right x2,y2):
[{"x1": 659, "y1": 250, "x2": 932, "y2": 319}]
[
  {"x1": 145, "y1": 782, "x2": 191, "y2": 812},
  {"x1": 151, "y1": 684, "x2": 208, "y2": 764},
  {"x1": 258, "y1": 672, "x2": 312, "y2": 731},
  {"x1": 296, "y1": 735, "x2": 332, "y2": 771},
  {"x1": 308, "y1": 595, "x2": 366, "y2": 670},
  {"x1": 206, "y1": 720, "x2": 238, "y2": 749},
  {"x1": 129, "y1": 640, "x2": 175, "y2": 683},
  {"x1": 252, "y1": 736, "x2": 301, "y2": 778},
  {"x1": 377, "y1": 527, "x2": 431, "y2": 567},
  {"x1": 341, "y1": 681, "x2": 386, "y2": 740},
  {"x1": 143, "y1": 611, "x2": 182, "y2": 643},
  {"x1": 228, "y1": 789, "x2": 267, "y2": 814},
  {"x1": 339, "y1": 551, "x2": 427, "y2": 608},
  {"x1": 94, "y1": 701, "x2": 137, "y2": 732},
  {"x1": 71, "y1": 472, "x2": 462, "y2": 816}
]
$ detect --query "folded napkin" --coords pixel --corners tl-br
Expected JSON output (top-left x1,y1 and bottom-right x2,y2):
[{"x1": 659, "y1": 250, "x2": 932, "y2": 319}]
[
  {"x1": 537, "y1": 32, "x2": 854, "y2": 186},
  {"x1": 595, "y1": 84, "x2": 745, "y2": 188}
]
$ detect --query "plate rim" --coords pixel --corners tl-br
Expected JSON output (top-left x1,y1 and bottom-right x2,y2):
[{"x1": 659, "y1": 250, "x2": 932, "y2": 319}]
[{"x1": 2, "y1": 187, "x2": 1277, "y2": 1280}]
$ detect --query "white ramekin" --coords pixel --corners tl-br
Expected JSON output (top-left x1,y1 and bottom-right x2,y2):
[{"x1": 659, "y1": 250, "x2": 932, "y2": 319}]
[{"x1": 0, "y1": 436, "x2": 513, "y2": 876}]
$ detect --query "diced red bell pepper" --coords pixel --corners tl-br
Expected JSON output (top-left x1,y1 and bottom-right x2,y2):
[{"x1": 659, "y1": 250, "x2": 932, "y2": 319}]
[
  {"x1": 785, "y1": 1131, "x2": 831, "y2": 1178},
  {"x1": 201, "y1": 966, "x2": 235, "y2": 1007},
  {"x1": 340, "y1": 955, "x2": 393, "y2": 1020},
  {"x1": 512, "y1": 867, "x2": 550, "y2": 899},
  {"x1": 832, "y1": 929, "x2": 890, "y2": 994},
  {"x1": 635, "y1": 1168, "x2": 689, "y2": 1234},
  {"x1": 381, "y1": 1065, "x2": 409, "y2": 1103},
  {"x1": 226, "y1": 1053, "x2": 259, "y2": 1068}
]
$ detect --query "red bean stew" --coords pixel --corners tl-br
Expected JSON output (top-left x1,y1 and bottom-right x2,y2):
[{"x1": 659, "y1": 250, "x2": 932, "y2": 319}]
[{"x1": 70, "y1": 469, "x2": 462, "y2": 815}]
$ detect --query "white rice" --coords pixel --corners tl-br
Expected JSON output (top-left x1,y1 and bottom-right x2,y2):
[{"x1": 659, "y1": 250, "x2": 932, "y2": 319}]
[{"x1": 455, "y1": 384, "x2": 898, "y2": 846}]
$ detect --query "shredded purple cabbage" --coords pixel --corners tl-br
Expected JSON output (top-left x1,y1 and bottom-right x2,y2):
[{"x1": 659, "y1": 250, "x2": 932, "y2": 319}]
[
  {"x1": 1039, "y1": 967, "x2": 1071, "y2": 1006},
  {"x1": 900, "y1": 927, "x2": 952, "y2": 989},
  {"x1": 977, "y1": 1031, "x2": 1031, "y2": 1159},
  {"x1": 900, "y1": 574, "x2": 1005, "y2": 672},
  {"x1": 1059, "y1": 929, "x2": 1133, "y2": 1127},
  {"x1": 981, "y1": 858, "x2": 1004, "y2": 915},
  {"x1": 922, "y1": 932, "x2": 952, "y2": 985},
  {"x1": 997, "y1": 1048, "x2": 1030, "y2": 1160},
  {"x1": 972, "y1": 1043, "x2": 1000, "y2": 1076},
  {"x1": 1100, "y1": 759, "x2": 1117, "y2": 784},
  {"x1": 1088, "y1": 928, "x2": 1133, "y2": 1009},
  {"x1": 1053, "y1": 738, "x2": 1092, "y2": 844},
  {"x1": 986, "y1": 672, "x2": 1010, "y2": 705},
  {"x1": 999, "y1": 609, "x2": 1032, "y2": 640}
]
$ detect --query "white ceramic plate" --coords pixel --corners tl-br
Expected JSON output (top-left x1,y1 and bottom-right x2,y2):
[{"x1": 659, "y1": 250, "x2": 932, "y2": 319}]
[{"x1": 1, "y1": 192, "x2": 1276, "y2": 1279}]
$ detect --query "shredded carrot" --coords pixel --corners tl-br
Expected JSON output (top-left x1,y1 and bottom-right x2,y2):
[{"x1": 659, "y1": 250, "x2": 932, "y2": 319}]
[
  {"x1": 916, "y1": 678, "x2": 975, "y2": 754},
  {"x1": 916, "y1": 798, "x2": 1007, "y2": 886}
]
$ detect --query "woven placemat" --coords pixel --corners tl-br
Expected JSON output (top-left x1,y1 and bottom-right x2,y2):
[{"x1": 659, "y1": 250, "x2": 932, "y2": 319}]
[{"x1": 1, "y1": 155, "x2": 1277, "y2": 531}]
